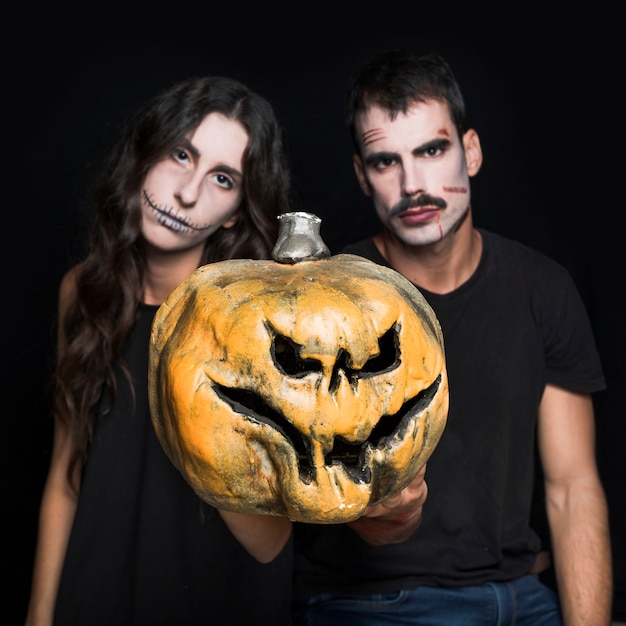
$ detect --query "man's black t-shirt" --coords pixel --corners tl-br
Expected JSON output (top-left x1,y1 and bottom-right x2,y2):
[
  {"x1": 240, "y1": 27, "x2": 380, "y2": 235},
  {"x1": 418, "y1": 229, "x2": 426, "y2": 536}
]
[{"x1": 293, "y1": 229, "x2": 605, "y2": 597}]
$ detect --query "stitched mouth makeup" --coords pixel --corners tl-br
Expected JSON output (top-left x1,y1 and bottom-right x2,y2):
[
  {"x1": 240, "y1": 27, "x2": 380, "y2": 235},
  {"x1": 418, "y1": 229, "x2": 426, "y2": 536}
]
[{"x1": 143, "y1": 190, "x2": 213, "y2": 233}]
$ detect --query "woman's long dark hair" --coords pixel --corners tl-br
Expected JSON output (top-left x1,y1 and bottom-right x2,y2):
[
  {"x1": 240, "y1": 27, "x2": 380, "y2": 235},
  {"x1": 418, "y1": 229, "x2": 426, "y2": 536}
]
[{"x1": 55, "y1": 77, "x2": 292, "y2": 488}]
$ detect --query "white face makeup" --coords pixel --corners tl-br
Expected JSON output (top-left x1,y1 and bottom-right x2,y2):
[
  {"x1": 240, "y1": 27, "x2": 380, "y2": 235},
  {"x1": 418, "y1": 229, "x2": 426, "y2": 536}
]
[
  {"x1": 354, "y1": 101, "x2": 480, "y2": 246},
  {"x1": 140, "y1": 112, "x2": 248, "y2": 252}
]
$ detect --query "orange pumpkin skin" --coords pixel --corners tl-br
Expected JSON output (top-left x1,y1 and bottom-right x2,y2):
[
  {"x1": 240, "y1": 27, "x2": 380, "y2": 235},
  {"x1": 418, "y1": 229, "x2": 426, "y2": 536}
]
[{"x1": 148, "y1": 254, "x2": 448, "y2": 523}]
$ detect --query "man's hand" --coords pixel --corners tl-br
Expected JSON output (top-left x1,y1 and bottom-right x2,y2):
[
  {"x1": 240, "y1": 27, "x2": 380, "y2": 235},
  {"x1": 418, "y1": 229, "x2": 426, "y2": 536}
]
[{"x1": 346, "y1": 465, "x2": 428, "y2": 546}]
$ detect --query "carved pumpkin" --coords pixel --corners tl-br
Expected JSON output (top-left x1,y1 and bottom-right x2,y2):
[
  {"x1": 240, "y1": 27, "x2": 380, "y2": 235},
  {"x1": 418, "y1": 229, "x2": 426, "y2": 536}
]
[{"x1": 148, "y1": 212, "x2": 448, "y2": 523}]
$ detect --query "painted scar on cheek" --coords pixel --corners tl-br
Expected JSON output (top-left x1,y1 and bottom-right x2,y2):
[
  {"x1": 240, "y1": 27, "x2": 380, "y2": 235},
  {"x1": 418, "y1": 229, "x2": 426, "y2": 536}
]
[
  {"x1": 443, "y1": 186, "x2": 468, "y2": 193},
  {"x1": 361, "y1": 128, "x2": 386, "y2": 146}
]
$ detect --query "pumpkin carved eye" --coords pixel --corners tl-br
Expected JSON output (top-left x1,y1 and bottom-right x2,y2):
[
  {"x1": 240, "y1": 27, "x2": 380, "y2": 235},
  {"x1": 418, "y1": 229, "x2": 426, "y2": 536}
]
[
  {"x1": 270, "y1": 323, "x2": 398, "y2": 383},
  {"x1": 270, "y1": 328, "x2": 324, "y2": 378},
  {"x1": 149, "y1": 212, "x2": 449, "y2": 522}
]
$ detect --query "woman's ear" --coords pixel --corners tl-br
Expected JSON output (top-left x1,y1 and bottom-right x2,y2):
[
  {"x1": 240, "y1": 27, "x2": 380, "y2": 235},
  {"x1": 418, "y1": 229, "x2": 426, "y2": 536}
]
[
  {"x1": 463, "y1": 129, "x2": 483, "y2": 177},
  {"x1": 222, "y1": 213, "x2": 239, "y2": 229}
]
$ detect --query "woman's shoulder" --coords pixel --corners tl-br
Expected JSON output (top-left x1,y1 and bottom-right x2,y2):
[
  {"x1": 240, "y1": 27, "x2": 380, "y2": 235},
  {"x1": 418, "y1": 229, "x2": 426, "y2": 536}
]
[{"x1": 58, "y1": 262, "x2": 85, "y2": 317}]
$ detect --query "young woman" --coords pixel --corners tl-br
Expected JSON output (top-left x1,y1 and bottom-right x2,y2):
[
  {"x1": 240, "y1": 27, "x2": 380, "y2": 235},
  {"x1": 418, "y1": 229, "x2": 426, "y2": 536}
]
[{"x1": 25, "y1": 76, "x2": 294, "y2": 626}]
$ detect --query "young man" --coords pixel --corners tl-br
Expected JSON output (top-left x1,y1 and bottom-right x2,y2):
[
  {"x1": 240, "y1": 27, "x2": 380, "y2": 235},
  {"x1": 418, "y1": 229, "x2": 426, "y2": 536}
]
[{"x1": 292, "y1": 49, "x2": 612, "y2": 625}]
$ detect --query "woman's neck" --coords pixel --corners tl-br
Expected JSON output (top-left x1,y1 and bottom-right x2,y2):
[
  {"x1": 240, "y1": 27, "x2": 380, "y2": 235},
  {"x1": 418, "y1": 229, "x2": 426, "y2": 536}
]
[{"x1": 143, "y1": 246, "x2": 204, "y2": 305}]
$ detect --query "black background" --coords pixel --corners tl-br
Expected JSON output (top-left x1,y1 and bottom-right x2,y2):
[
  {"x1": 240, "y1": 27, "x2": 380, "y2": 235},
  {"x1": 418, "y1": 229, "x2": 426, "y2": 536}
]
[{"x1": 4, "y1": 17, "x2": 623, "y2": 622}]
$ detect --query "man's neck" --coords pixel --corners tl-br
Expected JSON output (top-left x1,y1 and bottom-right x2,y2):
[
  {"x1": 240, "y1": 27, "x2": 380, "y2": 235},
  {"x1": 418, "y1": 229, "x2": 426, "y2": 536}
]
[{"x1": 374, "y1": 215, "x2": 482, "y2": 295}]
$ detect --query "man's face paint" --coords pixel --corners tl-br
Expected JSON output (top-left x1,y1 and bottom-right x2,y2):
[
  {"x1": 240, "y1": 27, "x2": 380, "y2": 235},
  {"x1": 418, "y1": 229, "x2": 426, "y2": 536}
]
[{"x1": 354, "y1": 101, "x2": 476, "y2": 246}]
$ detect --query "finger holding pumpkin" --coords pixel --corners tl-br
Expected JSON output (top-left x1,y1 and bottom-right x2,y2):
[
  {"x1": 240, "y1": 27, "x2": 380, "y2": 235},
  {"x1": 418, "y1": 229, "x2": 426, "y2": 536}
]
[
  {"x1": 345, "y1": 465, "x2": 428, "y2": 546},
  {"x1": 148, "y1": 212, "x2": 448, "y2": 524}
]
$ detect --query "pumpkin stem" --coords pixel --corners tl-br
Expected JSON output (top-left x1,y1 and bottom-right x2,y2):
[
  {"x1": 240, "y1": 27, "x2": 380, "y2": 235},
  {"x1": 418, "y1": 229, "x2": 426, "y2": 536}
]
[{"x1": 272, "y1": 212, "x2": 330, "y2": 264}]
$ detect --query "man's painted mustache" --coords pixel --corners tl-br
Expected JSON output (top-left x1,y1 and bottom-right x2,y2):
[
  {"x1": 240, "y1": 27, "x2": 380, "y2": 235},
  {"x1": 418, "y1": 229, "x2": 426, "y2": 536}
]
[{"x1": 390, "y1": 194, "x2": 447, "y2": 218}]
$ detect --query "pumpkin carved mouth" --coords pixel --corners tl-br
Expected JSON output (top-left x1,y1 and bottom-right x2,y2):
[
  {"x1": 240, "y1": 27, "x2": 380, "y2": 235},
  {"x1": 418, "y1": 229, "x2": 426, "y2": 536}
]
[{"x1": 214, "y1": 368, "x2": 441, "y2": 487}]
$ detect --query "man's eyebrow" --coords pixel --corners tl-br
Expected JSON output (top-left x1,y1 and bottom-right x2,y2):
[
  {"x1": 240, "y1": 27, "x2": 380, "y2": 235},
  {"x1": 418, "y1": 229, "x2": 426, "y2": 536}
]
[
  {"x1": 364, "y1": 138, "x2": 452, "y2": 167},
  {"x1": 363, "y1": 151, "x2": 399, "y2": 167},
  {"x1": 414, "y1": 138, "x2": 451, "y2": 154}
]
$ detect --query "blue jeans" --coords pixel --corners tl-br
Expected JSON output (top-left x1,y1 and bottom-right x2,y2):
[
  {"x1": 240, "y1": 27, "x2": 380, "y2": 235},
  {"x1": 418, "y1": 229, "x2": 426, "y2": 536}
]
[{"x1": 291, "y1": 575, "x2": 562, "y2": 625}]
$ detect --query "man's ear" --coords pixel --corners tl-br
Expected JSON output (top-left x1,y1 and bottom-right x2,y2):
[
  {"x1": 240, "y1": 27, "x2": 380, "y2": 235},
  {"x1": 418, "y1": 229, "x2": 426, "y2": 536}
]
[
  {"x1": 353, "y1": 153, "x2": 372, "y2": 197},
  {"x1": 463, "y1": 129, "x2": 483, "y2": 177}
]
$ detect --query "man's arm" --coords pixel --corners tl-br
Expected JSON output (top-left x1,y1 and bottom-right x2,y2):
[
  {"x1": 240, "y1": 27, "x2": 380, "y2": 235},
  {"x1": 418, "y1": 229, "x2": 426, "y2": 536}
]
[
  {"x1": 538, "y1": 384, "x2": 612, "y2": 626},
  {"x1": 346, "y1": 464, "x2": 428, "y2": 546}
]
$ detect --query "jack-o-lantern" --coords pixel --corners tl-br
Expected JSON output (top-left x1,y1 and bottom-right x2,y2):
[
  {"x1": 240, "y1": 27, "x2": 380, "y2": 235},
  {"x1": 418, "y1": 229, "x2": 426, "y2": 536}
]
[{"x1": 148, "y1": 212, "x2": 448, "y2": 523}]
